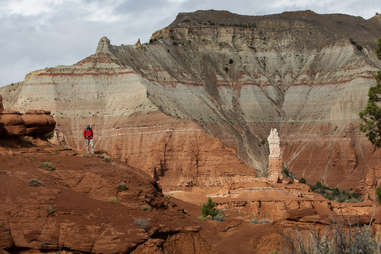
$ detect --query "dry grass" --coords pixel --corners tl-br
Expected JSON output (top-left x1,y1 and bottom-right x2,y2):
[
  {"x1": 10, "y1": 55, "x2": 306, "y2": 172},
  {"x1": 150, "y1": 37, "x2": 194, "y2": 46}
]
[{"x1": 283, "y1": 219, "x2": 380, "y2": 254}]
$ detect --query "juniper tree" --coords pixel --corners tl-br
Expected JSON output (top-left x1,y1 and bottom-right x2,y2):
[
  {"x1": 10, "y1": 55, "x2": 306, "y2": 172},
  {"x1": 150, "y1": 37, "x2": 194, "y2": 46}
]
[{"x1": 359, "y1": 38, "x2": 381, "y2": 148}]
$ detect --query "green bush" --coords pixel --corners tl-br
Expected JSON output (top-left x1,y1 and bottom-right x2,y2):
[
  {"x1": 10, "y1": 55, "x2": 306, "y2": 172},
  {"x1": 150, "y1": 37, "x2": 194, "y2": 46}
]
[
  {"x1": 197, "y1": 215, "x2": 207, "y2": 221},
  {"x1": 376, "y1": 186, "x2": 381, "y2": 204},
  {"x1": 212, "y1": 213, "x2": 225, "y2": 222},
  {"x1": 309, "y1": 182, "x2": 361, "y2": 203},
  {"x1": 39, "y1": 161, "x2": 55, "y2": 171},
  {"x1": 202, "y1": 197, "x2": 220, "y2": 218},
  {"x1": 28, "y1": 178, "x2": 42, "y2": 187},
  {"x1": 117, "y1": 183, "x2": 128, "y2": 193},
  {"x1": 44, "y1": 131, "x2": 54, "y2": 139},
  {"x1": 299, "y1": 178, "x2": 306, "y2": 184}
]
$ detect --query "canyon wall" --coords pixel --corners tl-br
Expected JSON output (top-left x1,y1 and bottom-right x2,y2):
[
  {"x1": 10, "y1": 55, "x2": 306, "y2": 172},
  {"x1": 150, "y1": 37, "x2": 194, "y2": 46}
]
[{"x1": 1, "y1": 10, "x2": 381, "y2": 191}]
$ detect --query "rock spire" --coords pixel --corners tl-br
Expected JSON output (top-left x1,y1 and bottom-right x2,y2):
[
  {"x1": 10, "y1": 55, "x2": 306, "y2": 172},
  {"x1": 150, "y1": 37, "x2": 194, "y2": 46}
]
[
  {"x1": 267, "y1": 128, "x2": 282, "y2": 182},
  {"x1": 96, "y1": 36, "x2": 114, "y2": 55}
]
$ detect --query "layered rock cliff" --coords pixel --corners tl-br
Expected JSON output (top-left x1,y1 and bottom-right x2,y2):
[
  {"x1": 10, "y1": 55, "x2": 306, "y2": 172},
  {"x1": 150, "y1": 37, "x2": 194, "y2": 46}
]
[{"x1": 1, "y1": 10, "x2": 381, "y2": 191}]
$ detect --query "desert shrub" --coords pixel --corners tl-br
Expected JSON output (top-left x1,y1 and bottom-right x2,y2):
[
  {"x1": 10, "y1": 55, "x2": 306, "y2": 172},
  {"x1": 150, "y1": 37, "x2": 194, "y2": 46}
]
[
  {"x1": 28, "y1": 178, "x2": 42, "y2": 187},
  {"x1": 212, "y1": 213, "x2": 225, "y2": 222},
  {"x1": 197, "y1": 215, "x2": 207, "y2": 221},
  {"x1": 47, "y1": 206, "x2": 56, "y2": 216},
  {"x1": 82, "y1": 153, "x2": 91, "y2": 158},
  {"x1": 376, "y1": 186, "x2": 381, "y2": 204},
  {"x1": 299, "y1": 178, "x2": 306, "y2": 184},
  {"x1": 350, "y1": 38, "x2": 364, "y2": 51},
  {"x1": 259, "y1": 218, "x2": 272, "y2": 224},
  {"x1": 134, "y1": 218, "x2": 150, "y2": 231},
  {"x1": 39, "y1": 161, "x2": 55, "y2": 171},
  {"x1": 249, "y1": 218, "x2": 272, "y2": 224},
  {"x1": 117, "y1": 183, "x2": 128, "y2": 193},
  {"x1": 284, "y1": 221, "x2": 379, "y2": 254},
  {"x1": 202, "y1": 197, "x2": 220, "y2": 218},
  {"x1": 97, "y1": 153, "x2": 111, "y2": 162},
  {"x1": 250, "y1": 218, "x2": 259, "y2": 224},
  {"x1": 141, "y1": 204, "x2": 152, "y2": 212},
  {"x1": 309, "y1": 182, "x2": 361, "y2": 203},
  {"x1": 44, "y1": 131, "x2": 54, "y2": 139},
  {"x1": 282, "y1": 165, "x2": 296, "y2": 179},
  {"x1": 108, "y1": 197, "x2": 119, "y2": 203}
]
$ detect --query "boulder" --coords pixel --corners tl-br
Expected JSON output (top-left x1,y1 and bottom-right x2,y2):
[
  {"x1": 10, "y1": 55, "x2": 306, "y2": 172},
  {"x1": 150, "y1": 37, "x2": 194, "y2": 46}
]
[
  {"x1": 0, "y1": 110, "x2": 26, "y2": 136},
  {"x1": 0, "y1": 108, "x2": 55, "y2": 137},
  {"x1": 22, "y1": 110, "x2": 55, "y2": 136}
]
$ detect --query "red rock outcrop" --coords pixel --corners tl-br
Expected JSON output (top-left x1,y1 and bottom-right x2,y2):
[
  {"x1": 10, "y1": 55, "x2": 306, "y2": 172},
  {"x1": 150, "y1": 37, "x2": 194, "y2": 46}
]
[
  {"x1": 22, "y1": 110, "x2": 56, "y2": 136},
  {"x1": 0, "y1": 110, "x2": 25, "y2": 136},
  {"x1": 0, "y1": 95, "x2": 55, "y2": 137},
  {"x1": 0, "y1": 141, "x2": 216, "y2": 254}
]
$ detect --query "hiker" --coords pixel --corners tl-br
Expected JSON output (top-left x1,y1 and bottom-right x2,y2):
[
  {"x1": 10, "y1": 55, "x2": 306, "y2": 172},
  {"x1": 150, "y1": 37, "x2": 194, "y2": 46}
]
[{"x1": 83, "y1": 124, "x2": 94, "y2": 154}]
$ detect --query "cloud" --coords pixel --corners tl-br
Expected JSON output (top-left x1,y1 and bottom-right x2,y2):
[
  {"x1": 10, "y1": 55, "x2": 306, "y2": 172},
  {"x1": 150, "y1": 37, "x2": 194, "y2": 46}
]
[{"x1": 0, "y1": 0, "x2": 379, "y2": 86}]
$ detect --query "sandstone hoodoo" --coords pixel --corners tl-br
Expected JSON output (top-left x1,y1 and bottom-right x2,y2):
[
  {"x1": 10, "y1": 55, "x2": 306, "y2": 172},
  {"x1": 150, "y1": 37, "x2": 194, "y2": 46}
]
[
  {"x1": 267, "y1": 128, "x2": 282, "y2": 183},
  {"x1": 1, "y1": 10, "x2": 381, "y2": 192}
]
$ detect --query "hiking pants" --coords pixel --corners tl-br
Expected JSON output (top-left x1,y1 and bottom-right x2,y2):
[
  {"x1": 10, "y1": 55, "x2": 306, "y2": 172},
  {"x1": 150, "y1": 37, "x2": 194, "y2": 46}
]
[{"x1": 85, "y1": 139, "x2": 94, "y2": 154}]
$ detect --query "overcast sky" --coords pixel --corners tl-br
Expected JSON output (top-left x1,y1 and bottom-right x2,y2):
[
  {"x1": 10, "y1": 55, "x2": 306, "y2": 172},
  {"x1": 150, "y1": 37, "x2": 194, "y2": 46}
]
[{"x1": 0, "y1": 0, "x2": 379, "y2": 86}]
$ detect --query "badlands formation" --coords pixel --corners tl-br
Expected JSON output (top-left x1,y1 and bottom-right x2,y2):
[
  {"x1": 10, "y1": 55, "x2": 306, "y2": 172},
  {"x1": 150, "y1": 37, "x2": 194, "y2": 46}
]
[
  {"x1": 1, "y1": 10, "x2": 381, "y2": 253},
  {"x1": 2, "y1": 10, "x2": 381, "y2": 191}
]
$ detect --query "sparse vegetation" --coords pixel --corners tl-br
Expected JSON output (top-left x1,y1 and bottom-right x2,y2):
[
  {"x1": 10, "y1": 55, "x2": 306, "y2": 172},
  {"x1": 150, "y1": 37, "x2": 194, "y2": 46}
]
[
  {"x1": 47, "y1": 206, "x2": 56, "y2": 216},
  {"x1": 212, "y1": 213, "x2": 225, "y2": 222},
  {"x1": 44, "y1": 131, "x2": 54, "y2": 139},
  {"x1": 282, "y1": 165, "x2": 296, "y2": 179},
  {"x1": 108, "y1": 197, "x2": 119, "y2": 203},
  {"x1": 28, "y1": 178, "x2": 42, "y2": 187},
  {"x1": 134, "y1": 218, "x2": 150, "y2": 231},
  {"x1": 97, "y1": 153, "x2": 111, "y2": 162},
  {"x1": 197, "y1": 215, "x2": 207, "y2": 221},
  {"x1": 309, "y1": 182, "x2": 361, "y2": 203},
  {"x1": 349, "y1": 38, "x2": 363, "y2": 51},
  {"x1": 249, "y1": 218, "x2": 272, "y2": 224},
  {"x1": 282, "y1": 167, "x2": 360, "y2": 203},
  {"x1": 376, "y1": 185, "x2": 381, "y2": 204},
  {"x1": 284, "y1": 220, "x2": 379, "y2": 254},
  {"x1": 199, "y1": 197, "x2": 225, "y2": 221},
  {"x1": 82, "y1": 153, "x2": 91, "y2": 158},
  {"x1": 117, "y1": 183, "x2": 128, "y2": 193},
  {"x1": 202, "y1": 197, "x2": 219, "y2": 217},
  {"x1": 39, "y1": 161, "x2": 55, "y2": 171},
  {"x1": 141, "y1": 204, "x2": 152, "y2": 212}
]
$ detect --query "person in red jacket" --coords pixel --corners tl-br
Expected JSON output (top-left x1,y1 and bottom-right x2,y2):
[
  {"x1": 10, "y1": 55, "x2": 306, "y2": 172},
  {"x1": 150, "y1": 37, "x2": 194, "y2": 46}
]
[{"x1": 83, "y1": 124, "x2": 94, "y2": 154}]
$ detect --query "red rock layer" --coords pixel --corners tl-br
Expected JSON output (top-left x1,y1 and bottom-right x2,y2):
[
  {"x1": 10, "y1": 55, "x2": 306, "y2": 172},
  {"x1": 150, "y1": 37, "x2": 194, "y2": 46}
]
[
  {"x1": 57, "y1": 111, "x2": 255, "y2": 191},
  {"x1": 0, "y1": 141, "x2": 215, "y2": 254},
  {"x1": 0, "y1": 95, "x2": 55, "y2": 137}
]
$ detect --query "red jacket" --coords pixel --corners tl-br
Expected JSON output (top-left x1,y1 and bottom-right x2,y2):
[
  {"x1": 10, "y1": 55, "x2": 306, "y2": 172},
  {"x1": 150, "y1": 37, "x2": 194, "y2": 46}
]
[{"x1": 83, "y1": 128, "x2": 93, "y2": 140}]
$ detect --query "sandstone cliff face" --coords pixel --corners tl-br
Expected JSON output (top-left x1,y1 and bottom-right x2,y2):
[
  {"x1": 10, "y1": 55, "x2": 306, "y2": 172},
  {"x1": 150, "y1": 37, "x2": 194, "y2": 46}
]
[{"x1": 1, "y1": 10, "x2": 381, "y2": 191}]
